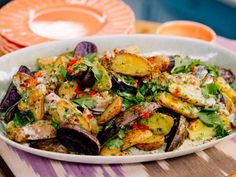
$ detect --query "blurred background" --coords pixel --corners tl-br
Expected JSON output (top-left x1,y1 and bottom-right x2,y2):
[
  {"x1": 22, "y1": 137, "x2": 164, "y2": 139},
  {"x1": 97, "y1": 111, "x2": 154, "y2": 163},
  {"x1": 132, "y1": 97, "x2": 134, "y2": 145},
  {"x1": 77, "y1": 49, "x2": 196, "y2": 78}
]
[{"x1": 1, "y1": 0, "x2": 236, "y2": 39}]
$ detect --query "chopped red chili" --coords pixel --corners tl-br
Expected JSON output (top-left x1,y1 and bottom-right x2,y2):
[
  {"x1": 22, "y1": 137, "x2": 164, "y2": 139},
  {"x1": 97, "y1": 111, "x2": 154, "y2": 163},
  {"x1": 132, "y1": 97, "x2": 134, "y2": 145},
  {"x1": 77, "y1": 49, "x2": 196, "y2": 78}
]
[
  {"x1": 142, "y1": 112, "x2": 151, "y2": 119},
  {"x1": 133, "y1": 122, "x2": 138, "y2": 129},
  {"x1": 34, "y1": 71, "x2": 43, "y2": 78},
  {"x1": 173, "y1": 88, "x2": 180, "y2": 96},
  {"x1": 191, "y1": 67, "x2": 196, "y2": 74},
  {"x1": 74, "y1": 87, "x2": 82, "y2": 94},
  {"x1": 87, "y1": 114, "x2": 93, "y2": 119},
  {"x1": 67, "y1": 67, "x2": 74, "y2": 74},
  {"x1": 90, "y1": 90, "x2": 96, "y2": 96}
]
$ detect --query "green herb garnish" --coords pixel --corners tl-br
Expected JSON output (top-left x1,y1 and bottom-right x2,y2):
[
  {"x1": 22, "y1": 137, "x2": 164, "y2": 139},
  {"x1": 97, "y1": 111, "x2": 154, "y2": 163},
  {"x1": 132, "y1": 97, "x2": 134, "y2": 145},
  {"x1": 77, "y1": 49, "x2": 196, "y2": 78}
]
[{"x1": 73, "y1": 96, "x2": 97, "y2": 109}]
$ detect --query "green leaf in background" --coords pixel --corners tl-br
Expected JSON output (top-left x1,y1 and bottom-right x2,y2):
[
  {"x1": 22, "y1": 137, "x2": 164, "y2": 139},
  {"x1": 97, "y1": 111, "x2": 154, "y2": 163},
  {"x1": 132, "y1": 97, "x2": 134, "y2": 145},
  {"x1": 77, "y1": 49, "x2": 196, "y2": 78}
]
[{"x1": 214, "y1": 124, "x2": 229, "y2": 138}]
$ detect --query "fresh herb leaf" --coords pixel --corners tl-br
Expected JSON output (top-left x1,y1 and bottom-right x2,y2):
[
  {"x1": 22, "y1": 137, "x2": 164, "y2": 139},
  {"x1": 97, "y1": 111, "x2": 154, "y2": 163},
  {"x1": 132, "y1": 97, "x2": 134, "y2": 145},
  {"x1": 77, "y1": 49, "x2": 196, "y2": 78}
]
[
  {"x1": 73, "y1": 96, "x2": 97, "y2": 109},
  {"x1": 83, "y1": 53, "x2": 96, "y2": 63},
  {"x1": 202, "y1": 105, "x2": 220, "y2": 112},
  {"x1": 204, "y1": 64, "x2": 220, "y2": 77},
  {"x1": 92, "y1": 64, "x2": 103, "y2": 80},
  {"x1": 171, "y1": 56, "x2": 200, "y2": 74},
  {"x1": 117, "y1": 127, "x2": 127, "y2": 139},
  {"x1": 136, "y1": 91, "x2": 145, "y2": 102},
  {"x1": 214, "y1": 124, "x2": 229, "y2": 138},
  {"x1": 116, "y1": 91, "x2": 137, "y2": 102},
  {"x1": 13, "y1": 110, "x2": 34, "y2": 127},
  {"x1": 105, "y1": 137, "x2": 124, "y2": 149},
  {"x1": 60, "y1": 66, "x2": 67, "y2": 78},
  {"x1": 51, "y1": 120, "x2": 59, "y2": 128},
  {"x1": 197, "y1": 112, "x2": 221, "y2": 127}
]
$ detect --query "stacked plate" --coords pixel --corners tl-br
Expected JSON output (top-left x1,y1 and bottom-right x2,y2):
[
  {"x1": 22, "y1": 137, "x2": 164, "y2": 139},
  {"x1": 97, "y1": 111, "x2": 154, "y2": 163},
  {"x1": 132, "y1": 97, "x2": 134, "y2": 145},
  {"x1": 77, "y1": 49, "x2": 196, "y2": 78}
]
[{"x1": 0, "y1": 0, "x2": 135, "y2": 53}]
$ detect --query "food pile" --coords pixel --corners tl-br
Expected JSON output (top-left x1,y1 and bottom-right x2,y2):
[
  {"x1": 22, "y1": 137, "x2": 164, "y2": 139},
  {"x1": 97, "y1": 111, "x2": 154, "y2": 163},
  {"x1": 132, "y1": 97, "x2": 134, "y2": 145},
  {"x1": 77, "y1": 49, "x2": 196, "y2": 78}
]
[{"x1": 0, "y1": 41, "x2": 235, "y2": 155}]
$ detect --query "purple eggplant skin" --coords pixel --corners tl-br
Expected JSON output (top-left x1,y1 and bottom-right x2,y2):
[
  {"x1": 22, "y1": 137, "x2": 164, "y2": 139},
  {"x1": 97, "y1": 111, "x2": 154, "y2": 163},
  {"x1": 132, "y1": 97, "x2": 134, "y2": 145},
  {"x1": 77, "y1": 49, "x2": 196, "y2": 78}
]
[
  {"x1": 78, "y1": 67, "x2": 96, "y2": 90},
  {"x1": 30, "y1": 139, "x2": 69, "y2": 153},
  {"x1": 165, "y1": 115, "x2": 188, "y2": 152},
  {"x1": 166, "y1": 56, "x2": 175, "y2": 72},
  {"x1": 73, "y1": 41, "x2": 97, "y2": 57},
  {"x1": 217, "y1": 66, "x2": 235, "y2": 84},
  {"x1": 97, "y1": 102, "x2": 161, "y2": 144},
  {"x1": 4, "y1": 104, "x2": 19, "y2": 123},
  {"x1": 0, "y1": 65, "x2": 33, "y2": 112},
  {"x1": 57, "y1": 123, "x2": 101, "y2": 155}
]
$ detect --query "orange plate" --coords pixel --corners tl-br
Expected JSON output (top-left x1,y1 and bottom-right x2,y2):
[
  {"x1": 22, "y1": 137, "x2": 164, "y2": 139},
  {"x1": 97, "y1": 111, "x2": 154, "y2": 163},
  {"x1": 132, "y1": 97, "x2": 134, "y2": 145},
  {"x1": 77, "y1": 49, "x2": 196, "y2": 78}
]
[
  {"x1": 156, "y1": 21, "x2": 216, "y2": 42},
  {"x1": 0, "y1": 0, "x2": 135, "y2": 46}
]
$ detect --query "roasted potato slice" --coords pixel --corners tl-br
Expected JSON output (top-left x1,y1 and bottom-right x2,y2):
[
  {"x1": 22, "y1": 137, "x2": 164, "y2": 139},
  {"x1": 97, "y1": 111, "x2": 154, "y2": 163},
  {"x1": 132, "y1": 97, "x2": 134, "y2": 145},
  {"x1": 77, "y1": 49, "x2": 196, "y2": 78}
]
[
  {"x1": 92, "y1": 60, "x2": 112, "y2": 91},
  {"x1": 28, "y1": 88, "x2": 45, "y2": 120},
  {"x1": 147, "y1": 55, "x2": 170, "y2": 77},
  {"x1": 18, "y1": 99, "x2": 29, "y2": 112},
  {"x1": 215, "y1": 77, "x2": 236, "y2": 103},
  {"x1": 139, "y1": 113, "x2": 174, "y2": 135},
  {"x1": 111, "y1": 53, "x2": 152, "y2": 77},
  {"x1": 188, "y1": 119, "x2": 216, "y2": 141},
  {"x1": 58, "y1": 80, "x2": 78, "y2": 100},
  {"x1": 100, "y1": 147, "x2": 121, "y2": 156},
  {"x1": 56, "y1": 99, "x2": 91, "y2": 131},
  {"x1": 54, "y1": 56, "x2": 68, "y2": 83},
  {"x1": 6, "y1": 120, "x2": 56, "y2": 143},
  {"x1": 122, "y1": 129, "x2": 153, "y2": 150},
  {"x1": 223, "y1": 93, "x2": 235, "y2": 114},
  {"x1": 83, "y1": 109, "x2": 99, "y2": 135},
  {"x1": 155, "y1": 92, "x2": 199, "y2": 118},
  {"x1": 136, "y1": 134, "x2": 164, "y2": 151},
  {"x1": 37, "y1": 57, "x2": 55, "y2": 73},
  {"x1": 168, "y1": 83, "x2": 215, "y2": 107},
  {"x1": 98, "y1": 96, "x2": 122, "y2": 124},
  {"x1": 12, "y1": 72, "x2": 36, "y2": 95}
]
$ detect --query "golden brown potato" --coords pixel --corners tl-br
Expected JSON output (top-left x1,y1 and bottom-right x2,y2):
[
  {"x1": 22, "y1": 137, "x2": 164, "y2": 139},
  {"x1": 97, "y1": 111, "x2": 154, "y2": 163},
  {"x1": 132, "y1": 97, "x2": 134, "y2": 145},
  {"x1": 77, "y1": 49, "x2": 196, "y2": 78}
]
[
  {"x1": 6, "y1": 120, "x2": 56, "y2": 143},
  {"x1": 100, "y1": 146, "x2": 121, "y2": 156},
  {"x1": 12, "y1": 72, "x2": 36, "y2": 95},
  {"x1": 54, "y1": 56, "x2": 68, "y2": 83},
  {"x1": 222, "y1": 93, "x2": 235, "y2": 114},
  {"x1": 18, "y1": 100, "x2": 29, "y2": 112},
  {"x1": 136, "y1": 135, "x2": 164, "y2": 151},
  {"x1": 98, "y1": 96, "x2": 122, "y2": 124},
  {"x1": 58, "y1": 80, "x2": 78, "y2": 100},
  {"x1": 215, "y1": 77, "x2": 236, "y2": 103},
  {"x1": 147, "y1": 55, "x2": 170, "y2": 77},
  {"x1": 37, "y1": 57, "x2": 55, "y2": 73},
  {"x1": 28, "y1": 88, "x2": 45, "y2": 120},
  {"x1": 83, "y1": 109, "x2": 99, "y2": 135},
  {"x1": 122, "y1": 129, "x2": 153, "y2": 150},
  {"x1": 155, "y1": 92, "x2": 199, "y2": 119},
  {"x1": 111, "y1": 53, "x2": 152, "y2": 77},
  {"x1": 56, "y1": 99, "x2": 91, "y2": 131},
  {"x1": 139, "y1": 113, "x2": 174, "y2": 135},
  {"x1": 188, "y1": 119, "x2": 216, "y2": 141},
  {"x1": 168, "y1": 83, "x2": 215, "y2": 107}
]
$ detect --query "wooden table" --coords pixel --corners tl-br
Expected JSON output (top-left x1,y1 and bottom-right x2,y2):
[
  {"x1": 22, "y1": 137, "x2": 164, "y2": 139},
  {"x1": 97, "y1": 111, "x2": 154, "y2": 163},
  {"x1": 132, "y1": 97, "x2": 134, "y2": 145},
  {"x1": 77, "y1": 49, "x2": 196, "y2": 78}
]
[{"x1": 1, "y1": 20, "x2": 236, "y2": 177}]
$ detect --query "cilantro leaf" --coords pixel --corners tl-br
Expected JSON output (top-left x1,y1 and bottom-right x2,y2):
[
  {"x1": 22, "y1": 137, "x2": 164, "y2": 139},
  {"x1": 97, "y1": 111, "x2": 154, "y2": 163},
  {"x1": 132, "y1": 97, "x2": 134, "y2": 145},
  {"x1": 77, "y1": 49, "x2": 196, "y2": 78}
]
[
  {"x1": 197, "y1": 112, "x2": 221, "y2": 127},
  {"x1": 73, "y1": 96, "x2": 97, "y2": 109},
  {"x1": 214, "y1": 124, "x2": 229, "y2": 138},
  {"x1": 13, "y1": 110, "x2": 34, "y2": 127},
  {"x1": 51, "y1": 120, "x2": 59, "y2": 128},
  {"x1": 105, "y1": 138, "x2": 124, "y2": 149}
]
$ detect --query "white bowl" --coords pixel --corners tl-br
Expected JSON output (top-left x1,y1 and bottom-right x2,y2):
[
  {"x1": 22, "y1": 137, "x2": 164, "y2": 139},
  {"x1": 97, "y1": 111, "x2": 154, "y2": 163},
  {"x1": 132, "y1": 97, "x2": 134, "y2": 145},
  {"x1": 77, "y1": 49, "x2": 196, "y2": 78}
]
[{"x1": 0, "y1": 35, "x2": 236, "y2": 164}]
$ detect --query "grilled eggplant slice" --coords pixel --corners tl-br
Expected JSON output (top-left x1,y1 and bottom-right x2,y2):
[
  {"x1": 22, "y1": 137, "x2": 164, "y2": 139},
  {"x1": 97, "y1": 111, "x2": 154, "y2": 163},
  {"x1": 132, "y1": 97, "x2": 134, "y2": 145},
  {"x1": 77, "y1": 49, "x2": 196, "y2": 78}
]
[
  {"x1": 165, "y1": 116, "x2": 188, "y2": 151},
  {"x1": 57, "y1": 123, "x2": 100, "y2": 155},
  {"x1": 0, "y1": 66, "x2": 33, "y2": 112},
  {"x1": 79, "y1": 67, "x2": 96, "y2": 90},
  {"x1": 97, "y1": 102, "x2": 160, "y2": 144},
  {"x1": 111, "y1": 72, "x2": 138, "y2": 91},
  {"x1": 30, "y1": 139, "x2": 69, "y2": 153},
  {"x1": 155, "y1": 92, "x2": 199, "y2": 119},
  {"x1": 111, "y1": 53, "x2": 152, "y2": 77},
  {"x1": 217, "y1": 66, "x2": 235, "y2": 84}
]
